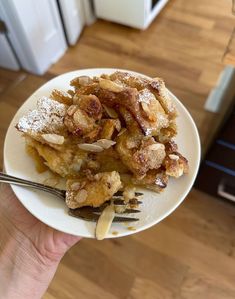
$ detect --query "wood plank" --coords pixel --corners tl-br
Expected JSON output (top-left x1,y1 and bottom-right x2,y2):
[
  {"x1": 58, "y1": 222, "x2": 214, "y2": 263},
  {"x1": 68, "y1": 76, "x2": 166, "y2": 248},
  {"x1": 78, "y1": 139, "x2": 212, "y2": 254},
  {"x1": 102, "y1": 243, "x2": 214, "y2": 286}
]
[
  {"x1": 127, "y1": 277, "x2": 174, "y2": 299},
  {"x1": 177, "y1": 268, "x2": 235, "y2": 299},
  {"x1": 88, "y1": 236, "x2": 189, "y2": 294},
  {"x1": 223, "y1": 27, "x2": 235, "y2": 66},
  {"x1": 172, "y1": 0, "x2": 234, "y2": 19},
  {"x1": 164, "y1": 189, "x2": 235, "y2": 255},
  {"x1": 44, "y1": 263, "x2": 119, "y2": 299},
  {"x1": 164, "y1": 9, "x2": 215, "y2": 30},
  {"x1": 60, "y1": 239, "x2": 135, "y2": 298},
  {"x1": 0, "y1": 68, "x2": 26, "y2": 95},
  {"x1": 132, "y1": 212, "x2": 235, "y2": 291}
]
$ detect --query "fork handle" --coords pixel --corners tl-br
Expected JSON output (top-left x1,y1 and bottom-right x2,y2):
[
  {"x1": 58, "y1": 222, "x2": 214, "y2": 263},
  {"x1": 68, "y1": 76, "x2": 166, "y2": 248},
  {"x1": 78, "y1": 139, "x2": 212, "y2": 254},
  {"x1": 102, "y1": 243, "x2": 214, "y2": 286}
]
[{"x1": 0, "y1": 172, "x2": 65, "y2": 200}]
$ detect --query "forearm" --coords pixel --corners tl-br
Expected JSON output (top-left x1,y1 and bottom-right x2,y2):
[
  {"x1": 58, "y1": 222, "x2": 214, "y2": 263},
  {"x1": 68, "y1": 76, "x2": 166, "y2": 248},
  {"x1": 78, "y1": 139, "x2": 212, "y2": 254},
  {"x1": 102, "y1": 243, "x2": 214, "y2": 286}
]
[{"x1": 0, "y1": 220, "x2": 59, "y2": 299}]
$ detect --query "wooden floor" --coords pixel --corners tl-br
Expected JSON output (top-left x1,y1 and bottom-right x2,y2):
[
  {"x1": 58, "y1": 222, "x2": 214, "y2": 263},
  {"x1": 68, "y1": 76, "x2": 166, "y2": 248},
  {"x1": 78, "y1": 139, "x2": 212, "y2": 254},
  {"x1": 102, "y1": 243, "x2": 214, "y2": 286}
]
[{"x1": 1, "y1": 0, "x2": 235, "y2": 298}]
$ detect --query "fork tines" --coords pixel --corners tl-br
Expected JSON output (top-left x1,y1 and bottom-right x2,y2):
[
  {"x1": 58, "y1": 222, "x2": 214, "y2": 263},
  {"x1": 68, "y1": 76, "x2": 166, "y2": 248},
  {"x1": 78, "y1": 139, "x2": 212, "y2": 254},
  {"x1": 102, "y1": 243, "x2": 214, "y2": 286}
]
[
  {"x1": 69, "y1": 208, "x2": 139, "y2": 222},
  {"x1": 114, "y1": 190, "x2": 143, "y2": 197},
  {"x1": 113, "y1": 198, "x2": 142, "y2": 206},
  {"x1": 67, "y1": 188, "x2": 143, "y2": 222},
  {"x1": 68, "y1": 195, "x2": 142, "y2": 222}
]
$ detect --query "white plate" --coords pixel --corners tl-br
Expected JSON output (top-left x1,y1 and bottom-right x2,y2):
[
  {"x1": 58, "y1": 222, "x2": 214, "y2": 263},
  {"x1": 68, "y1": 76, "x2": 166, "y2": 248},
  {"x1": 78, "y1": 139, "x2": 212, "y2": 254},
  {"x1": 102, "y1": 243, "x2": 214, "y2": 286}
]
[{"x1": 4, "y1": 68, "x2": 200, "y2": 238}]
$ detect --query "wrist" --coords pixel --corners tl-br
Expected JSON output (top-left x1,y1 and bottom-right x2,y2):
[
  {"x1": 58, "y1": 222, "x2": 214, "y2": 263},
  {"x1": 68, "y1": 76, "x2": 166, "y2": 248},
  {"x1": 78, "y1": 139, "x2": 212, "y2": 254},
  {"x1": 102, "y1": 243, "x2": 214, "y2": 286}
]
[{"x1": 0, "y1": 217, "x2": 59, "y2": 299}]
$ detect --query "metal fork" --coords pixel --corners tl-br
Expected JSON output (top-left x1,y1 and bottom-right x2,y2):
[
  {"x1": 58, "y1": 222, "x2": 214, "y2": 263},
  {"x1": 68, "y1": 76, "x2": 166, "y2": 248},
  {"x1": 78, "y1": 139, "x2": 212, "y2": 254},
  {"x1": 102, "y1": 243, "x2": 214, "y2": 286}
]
[{"x1": 0, "y1": 172, "x2": 142, "y2": 222}]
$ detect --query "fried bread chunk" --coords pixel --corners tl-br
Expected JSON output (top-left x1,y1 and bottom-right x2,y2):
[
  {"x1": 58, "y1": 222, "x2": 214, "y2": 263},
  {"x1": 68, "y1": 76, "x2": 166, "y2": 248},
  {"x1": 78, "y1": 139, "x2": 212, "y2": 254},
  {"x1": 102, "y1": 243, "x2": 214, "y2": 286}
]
[
  {"x1": 26, "y1": 137, "x2": 87, "y2": 178},
  {"x1": 66, "y1": 171, "x2": 122, "y2": 208},
  {"x1": 99, "y1": 119, "x2": 121, "y2": 139},
  {"x1": 70, "y1": 75, "x2": 93, "y2": 88},
  {"x1": 64, "y1": 104, "x2": 97, "y2": 136},
  {"x1": 109, "y1": 71, "x2": 178, "y2": 119},
  {"x1": 163, "y1": 140, "x2": 188, "y2": 178},
  {"x1": 158, "y1": 121, "x2": 177, "y2": 143},
  {"x1": 131, "y1": 169, "x2": 168, "y2": 192},
  {"x1": 108, "y1": 71, "x2": 150, "y2": 90},
  {"x1": 71, "y1": 75, "x2": 173, "y2": 137},
  {"x1": 149, "y1": 78, "x2": 178, "y2": 119},
  {"x1": 64, "y1": 94, "x2": 103, "y2": 137},
  {"x1": 73, "y1": 94, "x2": 102, "y2": 120},
  {"x1": 50, "y1": 89, "x2": 73, "y2": 105},
  {"x1": 16, "y1": 97, "x2": 68, "y2": 150},
  {"x1": 164, "y1": 153, "x2": 189, "y2": 178},
  {"x1": 116, "y1": 129, "x2": 166, "y2": 177},
  {"x1": 94, "y1": 87, "x2": 169, "y2": 136}
]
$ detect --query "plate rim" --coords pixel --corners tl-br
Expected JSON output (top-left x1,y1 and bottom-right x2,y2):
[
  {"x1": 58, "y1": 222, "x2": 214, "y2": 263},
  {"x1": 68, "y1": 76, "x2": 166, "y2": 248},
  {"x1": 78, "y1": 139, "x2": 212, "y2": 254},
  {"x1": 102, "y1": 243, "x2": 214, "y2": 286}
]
[{"x1": 3, "y1": 68, "x2": 201, "y2": 238}]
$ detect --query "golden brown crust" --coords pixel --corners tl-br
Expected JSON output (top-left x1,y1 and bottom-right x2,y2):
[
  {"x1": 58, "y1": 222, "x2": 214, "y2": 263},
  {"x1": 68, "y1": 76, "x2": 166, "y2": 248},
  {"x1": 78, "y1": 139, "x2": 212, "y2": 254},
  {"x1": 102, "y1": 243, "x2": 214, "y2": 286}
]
[
  {"x1": 164, "y1": 152, "x2": 189, "y2": 178},
  {"x1": 94, "y1": 87, "x2": 168, "y2": 136},
  {"x1": 99, "y1": 119, "x2": 121, "y2": 140},
  {"x1": 66, "y1": 171, "x2": 122, "y2": 208},
  {"x1": 164, "y1": 140, "x2": 178, "y2": 154},
  {"x1": 149, "y1": 78, "x2": 178, "y2": 119},
  {"x1": 64, "y1": 105, "x2": 96, "y2": 136},
  {"x1": 131, "y1": 169, "x2": 168, "y2": 192},
  {"x1": 109, "y1": 71, "x2": 149, "y2": 90},
  {"x1": 50, "y1": 89, "x2": 73, "y2": 106},
  {"x1": 70, "y1": 75, "x2": 93, "y2": 88},
  {"x1": 116, "y1": 130, "x2": 166, "y2": 177},
  {"x1": 69, "y1": 73, "x2": 177, "y2": 137},
  {"x1": 73, "y1": 94, "x2": 102, "y2": 120}
]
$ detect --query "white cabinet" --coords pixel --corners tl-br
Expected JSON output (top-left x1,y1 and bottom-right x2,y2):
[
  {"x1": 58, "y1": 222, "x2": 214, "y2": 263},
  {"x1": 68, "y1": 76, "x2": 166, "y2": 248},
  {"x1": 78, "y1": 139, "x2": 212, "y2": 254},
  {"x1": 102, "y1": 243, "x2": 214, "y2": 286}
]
[
  {"x1": 58, "y1": 0, "x2": 96, "y2": 45},
  {"x1": 0, "y1": 33, "x2": 19, "y2": 71},
  {"x1": 59, "y1": 0, "x2": 85, "y2": 46},
  {"x1": 0, "y1": 0, "x2": 67, "y2": 74},
  {"x1": 94, "y1": 0, "x2": 169, "y2": 30},
  {"x1": 0, "y1": 0, "x2": 95, "y2": 74}
]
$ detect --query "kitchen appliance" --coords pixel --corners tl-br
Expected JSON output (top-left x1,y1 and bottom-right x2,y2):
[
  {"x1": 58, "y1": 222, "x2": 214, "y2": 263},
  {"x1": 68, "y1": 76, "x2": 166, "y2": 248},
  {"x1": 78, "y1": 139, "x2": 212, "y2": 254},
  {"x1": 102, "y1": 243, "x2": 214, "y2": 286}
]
[{"x1": 94, "y1": 0, "x2": 169, "y2": 30}]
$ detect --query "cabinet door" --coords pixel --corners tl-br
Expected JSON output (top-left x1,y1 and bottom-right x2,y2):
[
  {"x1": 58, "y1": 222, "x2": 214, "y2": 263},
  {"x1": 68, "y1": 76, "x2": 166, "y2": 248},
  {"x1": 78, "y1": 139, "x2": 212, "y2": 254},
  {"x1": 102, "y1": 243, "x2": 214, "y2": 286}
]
[
  {"x1": 0, "y1": 0, "x2": 67, "y2": 74},
  {"x1": 59, "y1": 0, "x2": 85, "y2": 46},
  {"x1": 0, "y1": 33, "x2": 19, "y2": 70}
]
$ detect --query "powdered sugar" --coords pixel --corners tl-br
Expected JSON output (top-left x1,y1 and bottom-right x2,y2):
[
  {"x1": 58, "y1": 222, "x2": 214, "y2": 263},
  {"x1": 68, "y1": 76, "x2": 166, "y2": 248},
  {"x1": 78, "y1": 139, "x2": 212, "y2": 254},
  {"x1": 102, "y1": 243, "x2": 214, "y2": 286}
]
[
  {"x1": 138, "y1": 89, "x2": 155, "y2": 104},
  {"x1": 17, "y1": 96, "x2": 67, "y2": 134},
  {"x1": 155, "y1": 177, "x2": 166, "y2": 188},
  {"x1": 144, "y1": 127, "x2": 154, "y2": 136}
]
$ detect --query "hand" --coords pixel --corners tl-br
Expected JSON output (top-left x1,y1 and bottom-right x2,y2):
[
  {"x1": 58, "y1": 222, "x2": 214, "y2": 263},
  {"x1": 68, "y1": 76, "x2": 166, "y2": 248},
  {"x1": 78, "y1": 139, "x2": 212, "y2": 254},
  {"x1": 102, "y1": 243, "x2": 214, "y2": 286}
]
[{"x1": 0, "y1": 183, "x2": 81, "y2": 298}]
